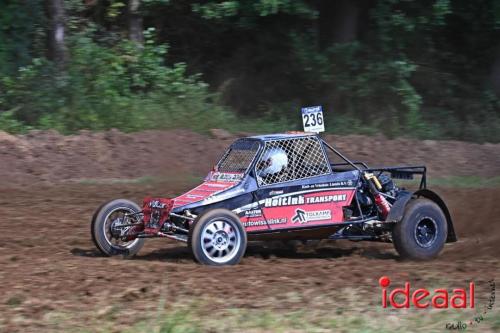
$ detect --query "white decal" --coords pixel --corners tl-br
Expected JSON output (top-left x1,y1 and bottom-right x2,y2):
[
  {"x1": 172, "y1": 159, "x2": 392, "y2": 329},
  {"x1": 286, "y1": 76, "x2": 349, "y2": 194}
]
[
  {"x1": 306, "y1": 194, "x2": 346, "y2": 204},
  {"x1": 269, "y1": 190, "x2": 284, "y2": 196},
  {"x1": 243, "y1": 218, "x2": 287, "y2": 227},
  {"x1": 264, "y1": 196, "x2": 305, "y2": 207},
  {"x1": 149, "y1": 200, "x2": 166, "y2": 209},
  {"x1": 205, "y1": 183, "x2": 230, "y2": 188},
  {"x1": 202, "y1": 187, "x2": 245, "y2": 204},
  {"x1": 233, "y1": 188, "x2": 354, "y2": 214},
  {"x1": 302, "y1": 181, "x2": 355, "y2": 189},
  {"x1": 210, "y1": 172, "x2": 244, "y2": 182},
  {"x1": 244, "y1": 209, "x2": 262, "y2": 217},
  {"x1": 292, "y1": 209, "x2": 331, "y2": 224}
]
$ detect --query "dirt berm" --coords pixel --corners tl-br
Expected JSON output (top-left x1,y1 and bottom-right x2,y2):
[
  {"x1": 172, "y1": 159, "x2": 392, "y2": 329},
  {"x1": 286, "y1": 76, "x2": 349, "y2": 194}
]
[{"x1": 0, "y1": 129, "x2": 499, "y2": 186}]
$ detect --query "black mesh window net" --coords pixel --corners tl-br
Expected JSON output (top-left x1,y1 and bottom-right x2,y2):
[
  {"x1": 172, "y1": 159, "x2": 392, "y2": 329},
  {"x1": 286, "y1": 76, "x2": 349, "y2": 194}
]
[
  {"x1": 216, "y1": 139, "x2": 260, "y2": 174},
  {"x1": 255, "y1": 136, "x2": 330, "y2": 186}
]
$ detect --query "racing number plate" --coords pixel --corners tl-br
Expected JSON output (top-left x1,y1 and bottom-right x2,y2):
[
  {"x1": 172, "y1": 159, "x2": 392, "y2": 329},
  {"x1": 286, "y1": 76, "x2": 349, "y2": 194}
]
[{"x1": 301, "y1": 106, "x2": 325, "y2": 133}]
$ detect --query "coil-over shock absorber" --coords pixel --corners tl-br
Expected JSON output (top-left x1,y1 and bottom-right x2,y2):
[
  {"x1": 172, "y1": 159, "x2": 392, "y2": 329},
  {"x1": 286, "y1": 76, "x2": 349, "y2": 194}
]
[{"x1": 363, "y1": 172, "x2": 391, "y2": 219}]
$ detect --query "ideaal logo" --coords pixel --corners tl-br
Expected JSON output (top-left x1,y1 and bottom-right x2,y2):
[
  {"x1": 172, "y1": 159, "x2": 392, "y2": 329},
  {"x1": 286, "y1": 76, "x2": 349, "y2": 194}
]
[
  {"x1": 379, "y1": 277, "x2": 496, "y2": 330},
  {"x1": 379, "y1": 276, "x2": 474, "y2": 309}
]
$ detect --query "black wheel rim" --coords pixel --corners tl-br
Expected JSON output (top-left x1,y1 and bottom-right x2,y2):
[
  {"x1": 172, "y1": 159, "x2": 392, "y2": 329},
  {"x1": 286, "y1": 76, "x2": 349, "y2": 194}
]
[
  {"x1": 103, "y1": 207, "x2": 140, "y2": 249},
  {"x1": 414, "y1": 217, "x2": 438, "y2": 248}
]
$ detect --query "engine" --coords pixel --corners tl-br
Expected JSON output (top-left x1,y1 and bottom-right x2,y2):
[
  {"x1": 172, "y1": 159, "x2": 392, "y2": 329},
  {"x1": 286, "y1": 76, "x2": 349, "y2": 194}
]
[
  {"x1": 378, "y1": 174, "x2": 397, "y2": 197},
  {"x1": 356, "y1": 172, "x2": 399, "y2": 220}
]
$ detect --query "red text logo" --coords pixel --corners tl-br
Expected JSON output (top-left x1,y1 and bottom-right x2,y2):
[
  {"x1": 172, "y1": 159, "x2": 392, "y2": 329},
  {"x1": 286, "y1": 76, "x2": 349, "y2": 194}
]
[{"x1": 379, "y1": 276, "x2": 475, "y2": 309}]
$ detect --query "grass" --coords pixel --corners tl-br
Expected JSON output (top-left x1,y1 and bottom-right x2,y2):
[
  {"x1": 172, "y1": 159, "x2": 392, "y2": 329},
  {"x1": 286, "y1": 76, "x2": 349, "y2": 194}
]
[
  {"x1": 5, "y1": 295, "x2": 24, "y2": 307},
  {"x1": 118, "y1": 302, "x2": 500, "y2": 333},
  {"x1": 66, "y1": 284, "x2": 499, "y2": 333},
  {"x1": 9, "y1": 278, "x2": 499, "y2": 332}
]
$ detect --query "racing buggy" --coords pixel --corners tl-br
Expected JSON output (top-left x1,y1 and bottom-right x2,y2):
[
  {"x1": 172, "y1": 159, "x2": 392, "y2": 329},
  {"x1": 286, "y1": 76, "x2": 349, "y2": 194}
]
[{"x1": 91, "y1": 132, "x2": 456, "y2": 265}]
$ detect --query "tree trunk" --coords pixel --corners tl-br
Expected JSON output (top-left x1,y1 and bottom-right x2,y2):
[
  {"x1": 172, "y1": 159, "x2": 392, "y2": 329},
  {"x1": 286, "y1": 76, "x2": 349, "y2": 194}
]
[
  {"x1": 318, "y1": 0, "x2": 362, "y2": 49},
  {"x1": 46, "y1": 0, "x2": 67, "y2": 66},
  {"x1": 490, "y1": 45, "x2": 500, "y2": 96},
  {"x1": 128, "y1": 0, "x2": 144, "y2": 45}
]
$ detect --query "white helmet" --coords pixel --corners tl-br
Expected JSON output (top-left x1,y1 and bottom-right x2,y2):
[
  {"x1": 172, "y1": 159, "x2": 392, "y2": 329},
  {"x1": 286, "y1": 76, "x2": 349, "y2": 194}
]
[{"x1": 258, "y1": 148, "x2": 288, "y2": 177}]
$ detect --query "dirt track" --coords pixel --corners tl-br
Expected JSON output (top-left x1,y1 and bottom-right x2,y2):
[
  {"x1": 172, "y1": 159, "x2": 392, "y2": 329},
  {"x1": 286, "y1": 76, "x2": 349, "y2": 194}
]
[{"x1": 0, "y1": 130, "x2": 499, "y2": 332}]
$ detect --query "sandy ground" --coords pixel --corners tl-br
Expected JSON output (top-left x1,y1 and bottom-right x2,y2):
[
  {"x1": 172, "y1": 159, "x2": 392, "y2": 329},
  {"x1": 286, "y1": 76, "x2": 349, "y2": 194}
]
[{"x1": 0, "y1": 130, "x2": 499, "y2": 332}]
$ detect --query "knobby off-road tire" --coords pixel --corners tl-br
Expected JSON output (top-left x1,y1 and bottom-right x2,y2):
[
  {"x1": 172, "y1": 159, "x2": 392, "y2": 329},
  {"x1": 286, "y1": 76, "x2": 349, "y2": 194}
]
[
  {"x1": 91, "y1": 199, "x2": 145, "y2": 257},
  {"x1": 189, "y1": 209, "x2": 247, "y2": 265},
  {"x1": 393, "y1": 198, "x2": 447, "y2": 260}
]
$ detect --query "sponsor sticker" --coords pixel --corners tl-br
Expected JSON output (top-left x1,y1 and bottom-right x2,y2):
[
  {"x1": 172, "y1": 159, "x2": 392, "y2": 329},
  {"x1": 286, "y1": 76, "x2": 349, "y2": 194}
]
[
  {"x1": 264, "y1": 194, "x2": 346, "y2": 207},
  {"x1": 205, "y1": 183, "x2": 230, "y2": 188},
  {"x1": 269, "y1": 190, "x2": 284, "y2": 196},
  {"x1": 292, "y1": 209, "x2": 331, "y2": 224},
  {"x1": 210, "y1": 172, "x2": 244, "y2": 182},
  {"x1": 244, "y1": 209, "x2": 263, "y2": 218},
  {"x1": 306, "y1": 194, "x2": 346, "y2": 204},
  {"x1": 149, "y1": 200, "x2": 166, "y2": 209},
  {"x1": 302, "y1": 181, "x2": 354, "y2": 189},
  {"x1": 264, "y1": 195, "x2": 305, "y2": 207},
  {"x1": 243, "y1": 218, "x2": 287, "y2": 227}
]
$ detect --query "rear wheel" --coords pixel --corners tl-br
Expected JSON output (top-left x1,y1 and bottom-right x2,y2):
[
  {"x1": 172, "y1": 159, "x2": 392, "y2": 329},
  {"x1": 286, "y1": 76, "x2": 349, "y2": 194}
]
[
  {"x1": 91, "y1": 199, "x2": 145, "y2": 257},
  {"x1": 190, "y1": 209, "x2": 247, "y2": 265},
  {"x1": 392, "y1": 198, "x2": 447, "y2": 260}
]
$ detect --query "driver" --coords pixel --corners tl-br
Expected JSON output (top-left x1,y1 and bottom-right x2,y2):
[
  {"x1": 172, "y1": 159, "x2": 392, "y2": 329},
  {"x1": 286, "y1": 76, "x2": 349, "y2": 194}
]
[{"x1": 257, "y1": 148, "x2": 288, "y2": 182}]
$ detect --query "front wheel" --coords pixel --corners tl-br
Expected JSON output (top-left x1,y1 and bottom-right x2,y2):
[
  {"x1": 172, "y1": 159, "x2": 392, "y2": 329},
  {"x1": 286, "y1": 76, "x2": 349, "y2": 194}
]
[
  {"x1": 189, "y1": 209, "x2": 247, "y2": 265},
  {"x1": 392, "y1": 198, "x2": 447, "y2": 260},
  {"x1": 91, "y1": 199, "x2": 145, "y2": 257}
]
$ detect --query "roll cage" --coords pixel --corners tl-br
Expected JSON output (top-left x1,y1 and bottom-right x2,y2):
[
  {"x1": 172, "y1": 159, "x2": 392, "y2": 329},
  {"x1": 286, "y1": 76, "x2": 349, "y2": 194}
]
[{"x1": 214, "y1": 134, "x2": 427, "y2": 191}]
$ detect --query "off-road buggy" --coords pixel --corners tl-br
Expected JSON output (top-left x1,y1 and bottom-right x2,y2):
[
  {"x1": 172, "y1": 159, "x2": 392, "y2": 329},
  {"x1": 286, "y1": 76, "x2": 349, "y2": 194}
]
[{"x1": 91, "y1": 133, "x2": 457, "y2": 265}]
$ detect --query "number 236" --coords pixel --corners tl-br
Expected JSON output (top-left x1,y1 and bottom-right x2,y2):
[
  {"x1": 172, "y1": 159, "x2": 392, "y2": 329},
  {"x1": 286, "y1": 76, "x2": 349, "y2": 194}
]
[{"x1": 303, "y1": 113, "x2": 323, "y2": 127}]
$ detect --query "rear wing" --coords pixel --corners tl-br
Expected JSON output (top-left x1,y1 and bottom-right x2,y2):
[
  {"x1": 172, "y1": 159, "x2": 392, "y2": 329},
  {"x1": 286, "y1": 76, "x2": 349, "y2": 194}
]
[
  {"x1": 321, "y1": 139, "x2": 427, "y2": 190},
  {"x1": 364, "y1": 166, "x2": 427, "y2": 190}
]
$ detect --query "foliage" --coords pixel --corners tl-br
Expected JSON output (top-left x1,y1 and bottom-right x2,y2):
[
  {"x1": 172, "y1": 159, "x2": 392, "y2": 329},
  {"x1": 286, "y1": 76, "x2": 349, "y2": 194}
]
[
  {"x1": 0, "y1": 0, "x2": 499, "y2": 142},
  {"x1": 192, "y1": 0, "x2": 316, "y2": 22},
  {"x1": 0, "y1": 0, "x2": 46, "y2": 75},
  {"x1": 0, "y1": 29, "x2": 233, "y2": 133},
  {"x1": 0, "y1": 110, "x2": 29, "y2": 134}
]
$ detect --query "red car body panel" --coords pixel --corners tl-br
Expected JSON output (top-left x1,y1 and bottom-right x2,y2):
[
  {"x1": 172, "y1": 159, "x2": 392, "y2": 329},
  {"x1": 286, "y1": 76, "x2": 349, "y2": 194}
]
[
  {"x1": 172, "y1": 172, "x2": 243, "y2": 208},
  {"x1": 242, "y1": 189, "x2": 356, "y2": 232}
]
